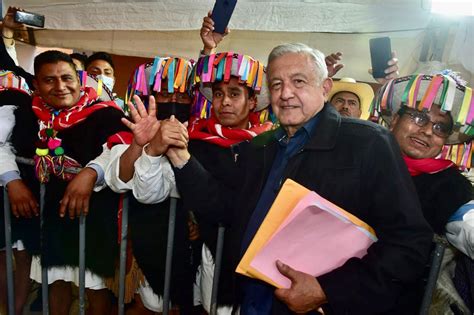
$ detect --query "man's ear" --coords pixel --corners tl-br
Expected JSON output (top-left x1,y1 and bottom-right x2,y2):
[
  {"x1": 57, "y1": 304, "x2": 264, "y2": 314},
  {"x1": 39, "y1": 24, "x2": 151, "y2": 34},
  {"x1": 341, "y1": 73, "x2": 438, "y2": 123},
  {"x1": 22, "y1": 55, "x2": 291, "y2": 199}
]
[
  {"x1": 33, "y1": 79, "x2": 38, "y2": 91},
  {"x1": 322, "y1": 78, "x2": 333, "y2": 101},
  {"x1": 390, "y1": 114, "x2": 400, "y2": 131},
  {"x1": 249, "y1": 95, "x2": 257, "y2": 111}
]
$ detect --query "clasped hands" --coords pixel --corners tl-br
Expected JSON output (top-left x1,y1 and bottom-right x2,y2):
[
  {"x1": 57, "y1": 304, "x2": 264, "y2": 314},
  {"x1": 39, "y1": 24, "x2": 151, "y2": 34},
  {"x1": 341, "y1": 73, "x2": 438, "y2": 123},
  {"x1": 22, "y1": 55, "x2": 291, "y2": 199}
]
[{"x1": 121, "y1": 95, "x2": 190, "y2": 166}]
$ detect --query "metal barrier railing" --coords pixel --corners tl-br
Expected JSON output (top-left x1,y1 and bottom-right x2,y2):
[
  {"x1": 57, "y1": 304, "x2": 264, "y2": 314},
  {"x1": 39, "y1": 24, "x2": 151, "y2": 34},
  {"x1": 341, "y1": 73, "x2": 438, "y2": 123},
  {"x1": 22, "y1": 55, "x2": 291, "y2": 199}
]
[
  {"x1": 78, "y1": 213, "x2": 86, "y2": 315},
  {"x1": 3, "y1": 187, "x2": 15, "y2": 315},
  {"x1": 210, "y1": 224, "x2": 225, "y2": 315},
  {"x1": 118, "y1": 194, "x2": 129, "y2": 315},
  {"x1": 419, "y1": 237, "x2": 447, "y2": 315},
  {"x1": 163, "y1": 196, "x2": 177, "y2": 315},
  {"x1": 2, "y1": 166, "x2": 185, "y2": 314},
  {"x1": 1, "y1": 157, "x2": 133, "y2": 315},
  {"x1": 39, "y1": 183, "x2": 49, "y2": 315}
]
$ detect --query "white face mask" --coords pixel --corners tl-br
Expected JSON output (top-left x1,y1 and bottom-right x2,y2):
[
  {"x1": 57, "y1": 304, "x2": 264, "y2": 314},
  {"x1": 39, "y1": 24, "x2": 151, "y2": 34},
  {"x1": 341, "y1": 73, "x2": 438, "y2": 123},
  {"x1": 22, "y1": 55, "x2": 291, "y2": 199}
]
[{"x1": 99, "y1": 74, "x2": 115, "y2": 91}]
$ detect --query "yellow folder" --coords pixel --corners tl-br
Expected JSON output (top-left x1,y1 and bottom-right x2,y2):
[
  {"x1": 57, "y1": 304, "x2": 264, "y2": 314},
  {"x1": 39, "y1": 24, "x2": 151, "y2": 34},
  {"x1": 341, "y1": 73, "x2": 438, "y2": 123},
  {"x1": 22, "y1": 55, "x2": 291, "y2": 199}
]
[
  {"x1": 235, "y1": 179, "x2": 310, "y2": 287},
  {"x1": 236, "y1": 179, "x2": 376, "y2": 288}
]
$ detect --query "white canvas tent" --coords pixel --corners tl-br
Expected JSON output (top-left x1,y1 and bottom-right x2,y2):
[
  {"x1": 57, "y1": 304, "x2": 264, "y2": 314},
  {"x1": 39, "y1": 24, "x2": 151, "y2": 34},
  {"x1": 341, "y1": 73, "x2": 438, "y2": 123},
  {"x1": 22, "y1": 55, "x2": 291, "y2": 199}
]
[{"x1": 3, "y1": 0, "x2": 474, "y2": 84}]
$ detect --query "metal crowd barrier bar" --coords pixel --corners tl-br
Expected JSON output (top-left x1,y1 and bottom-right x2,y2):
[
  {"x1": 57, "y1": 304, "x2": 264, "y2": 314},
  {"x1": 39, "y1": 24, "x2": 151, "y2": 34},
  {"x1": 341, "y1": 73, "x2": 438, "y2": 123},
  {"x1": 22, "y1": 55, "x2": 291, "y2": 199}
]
[
  {"x1": 13, "y1": 157, "x2": 51, "y2": 313},
  {"x1": 419, "y1": 239, "x2": 447, "y2": 315},
  {"x1": 210, "y1": 224, "x2": 226, "y2": 315},
  {"x1": 3, "y1": 187, "x2": 16, "y2": 315},
  {"x1": 78, "y1": 214, "x2": 86, "y2": 315},
  {"x1": 118, "y1": 194, "x2": 129, "y2": 315},
  {"x1": 163, "y1": 197, "x2": 178, "y2": 315},
  {"x1": 3, "y1": 183, "x2": 50, "y2": 315},
  {"x1": 39, "y1": 183, "x2": 50, "y2": 315},
  {"x1": 4, "y1": 156, "x2": 171, "y2": 315}
]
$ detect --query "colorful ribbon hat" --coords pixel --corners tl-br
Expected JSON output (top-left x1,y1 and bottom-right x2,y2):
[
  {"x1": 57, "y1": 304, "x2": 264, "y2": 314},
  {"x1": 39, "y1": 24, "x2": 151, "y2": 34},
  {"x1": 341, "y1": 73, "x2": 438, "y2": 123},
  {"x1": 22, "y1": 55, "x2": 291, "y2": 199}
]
[
  {"x1": 0, "y1": 70, "x2": 32, "y2": 95},
  {"x1": 372, "y1": 74, "x2": 474, "y2": 145},
  {"x1": 125, "y1": 57, "x2": 195, "y2": 104},
  {"x1": 328, "y1": 77, "x2": 375, "y2": 120},
  {"x1": 190, "y1": 52, "x2": 270, "y2": 114}
]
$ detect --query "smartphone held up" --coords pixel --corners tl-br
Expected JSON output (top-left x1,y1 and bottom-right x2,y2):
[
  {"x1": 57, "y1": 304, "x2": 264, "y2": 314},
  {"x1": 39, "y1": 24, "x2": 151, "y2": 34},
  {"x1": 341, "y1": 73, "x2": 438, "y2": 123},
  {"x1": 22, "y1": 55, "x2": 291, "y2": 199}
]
[
  {"x1": 369, "y1": 37, "x2": 392, "y2": 79},
  {"x1": 211, "y1": 0, "x2": 237, "y2": 34},
  {"x1": 14, "y1": 10, "x2": 45, "y2": 28}
]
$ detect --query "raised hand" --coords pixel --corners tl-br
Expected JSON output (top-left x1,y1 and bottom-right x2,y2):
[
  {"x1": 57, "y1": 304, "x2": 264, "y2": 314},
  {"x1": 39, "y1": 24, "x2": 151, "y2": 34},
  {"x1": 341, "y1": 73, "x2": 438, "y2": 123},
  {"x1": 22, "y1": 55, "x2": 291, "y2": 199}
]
[
  {"x1": 201, "y1": 11, "x2": 229, "y2": 55},
  {"x1": 2, "y1": 6, "x2": 25, "y2": 30},
  {"x1": 369, "y1": 51, "x2": 400, "y2": 84},
  {"x1": 274, "y1": 260, "x2": 327, "y2": 313},
  {"x1": 6, "y1": 179, "x2": 38, "y2": 218},
  {"x1": 325, "y1": 52, "x2": 344, "y2": 78},
  {"x1": 121, "y1": 95, "x2": 160, "y2": 147}
]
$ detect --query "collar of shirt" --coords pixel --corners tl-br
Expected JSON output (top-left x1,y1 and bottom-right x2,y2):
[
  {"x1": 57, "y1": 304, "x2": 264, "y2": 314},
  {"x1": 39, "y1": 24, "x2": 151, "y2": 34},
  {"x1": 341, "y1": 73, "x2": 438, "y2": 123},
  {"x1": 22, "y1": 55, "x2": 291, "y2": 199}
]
[{"x1": 274, "y1": 112, "x2": 321, "y2": 153}]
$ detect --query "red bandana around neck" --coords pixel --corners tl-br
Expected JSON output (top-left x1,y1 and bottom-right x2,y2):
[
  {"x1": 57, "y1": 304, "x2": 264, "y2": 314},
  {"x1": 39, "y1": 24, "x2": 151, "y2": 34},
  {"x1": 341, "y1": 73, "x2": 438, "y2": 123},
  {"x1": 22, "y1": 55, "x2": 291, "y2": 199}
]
[
  {"x1": 188, "y1": 112, "x2": 272, "y2": 147},
  {"x1": 32, "y1": 86, "x2": 122, "y2": 130},
  {"x1": 403, "y1": 155, "x2": 455, "y2": 176}
]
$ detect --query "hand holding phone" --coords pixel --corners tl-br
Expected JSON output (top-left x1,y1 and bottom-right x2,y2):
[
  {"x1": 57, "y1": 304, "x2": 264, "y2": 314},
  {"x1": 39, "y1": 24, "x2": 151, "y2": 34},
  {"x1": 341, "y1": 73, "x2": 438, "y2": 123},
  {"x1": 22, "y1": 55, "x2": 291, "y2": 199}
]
[
  {"x1": 211, "y1": 0, "x2": 237, "y2": 34},
  {"x1": 369, "y1": 37, "x2": 392, "y2": 79},
  {"x1": 14, "y1": 10, "x2": 45, "y2": 28}
]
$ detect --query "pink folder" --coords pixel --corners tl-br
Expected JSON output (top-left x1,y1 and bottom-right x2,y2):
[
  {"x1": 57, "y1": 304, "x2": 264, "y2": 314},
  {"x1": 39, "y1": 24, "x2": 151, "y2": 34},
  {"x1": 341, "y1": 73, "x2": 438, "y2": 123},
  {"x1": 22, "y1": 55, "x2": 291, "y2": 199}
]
[{"x1": 249, "y1": 190, "x2": 377, "y2": 288}]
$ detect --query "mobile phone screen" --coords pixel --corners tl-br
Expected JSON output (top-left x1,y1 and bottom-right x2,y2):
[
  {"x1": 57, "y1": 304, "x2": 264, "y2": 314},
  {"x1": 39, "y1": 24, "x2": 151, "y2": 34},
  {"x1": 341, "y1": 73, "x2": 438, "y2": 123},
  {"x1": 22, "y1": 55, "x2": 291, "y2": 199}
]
[
  {"x1": 369, "y1": 37, "x2": 392, "y2": 79},
  {"x1": 211, "y1": 0, "x2": 237, "y2": 34},
  {"x1": 14, "y1": 11, "x2": 45, "y2": 28}
]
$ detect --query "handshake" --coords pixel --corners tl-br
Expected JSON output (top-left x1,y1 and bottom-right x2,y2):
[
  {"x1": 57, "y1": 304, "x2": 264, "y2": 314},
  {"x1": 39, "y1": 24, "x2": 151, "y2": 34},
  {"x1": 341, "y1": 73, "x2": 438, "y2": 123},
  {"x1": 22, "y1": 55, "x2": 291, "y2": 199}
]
[{"x1": 122, "y1": 95, "x2": 191, "y2": 167}]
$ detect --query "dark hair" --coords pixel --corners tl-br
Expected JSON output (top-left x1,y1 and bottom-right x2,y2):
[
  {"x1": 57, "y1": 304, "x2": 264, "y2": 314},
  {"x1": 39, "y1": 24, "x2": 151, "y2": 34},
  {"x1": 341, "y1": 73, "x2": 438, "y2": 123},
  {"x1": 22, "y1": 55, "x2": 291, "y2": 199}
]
[
  {"x1": 69, "y1": 53, "x2": 87, "y2": 67},
  {"x1": 0, "y1": 89, "x2": 31, "y2": 107},
  {"x1": 247, "y1": 86, "x2": 256, "y2": 98},
  {"x1": 85, "y1": 52, "x2": 115, "y2": 71},
  {"x1": 34, "y1": 50, "x2": 76, "y2": 76}
]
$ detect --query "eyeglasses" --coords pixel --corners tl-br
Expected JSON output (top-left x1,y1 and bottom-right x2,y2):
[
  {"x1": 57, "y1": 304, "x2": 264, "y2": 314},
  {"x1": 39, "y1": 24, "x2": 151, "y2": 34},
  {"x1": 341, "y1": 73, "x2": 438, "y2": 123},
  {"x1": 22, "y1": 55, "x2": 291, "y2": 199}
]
[{"x1": 399, "y1": 107, "x2": 453, "y2": 138}]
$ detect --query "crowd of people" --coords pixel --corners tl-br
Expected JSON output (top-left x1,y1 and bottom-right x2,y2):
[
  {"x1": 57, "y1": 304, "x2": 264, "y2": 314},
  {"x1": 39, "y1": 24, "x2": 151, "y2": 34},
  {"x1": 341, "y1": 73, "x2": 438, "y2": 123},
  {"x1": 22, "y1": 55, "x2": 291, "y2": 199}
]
[{"x1": 0, "y1": 5, "x2": 473, "y2": 315}]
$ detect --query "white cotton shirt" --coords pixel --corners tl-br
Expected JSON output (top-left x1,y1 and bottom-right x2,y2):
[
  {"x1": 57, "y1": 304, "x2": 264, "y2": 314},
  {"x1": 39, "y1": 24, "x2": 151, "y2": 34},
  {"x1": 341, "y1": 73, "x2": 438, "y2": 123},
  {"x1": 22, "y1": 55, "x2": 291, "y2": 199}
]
[
  {"x1": 446, "y1": 205, "x2": 474, "y2": 259},
  {"x1": 104, "y1": 144, "x2": 176, "y2": 204},
  {"x1": 0, "y1": 105, "x2": 20, "y2": 179},
  {"x1": 6, "y1": 43, "x2": 19, "y2": 66}
]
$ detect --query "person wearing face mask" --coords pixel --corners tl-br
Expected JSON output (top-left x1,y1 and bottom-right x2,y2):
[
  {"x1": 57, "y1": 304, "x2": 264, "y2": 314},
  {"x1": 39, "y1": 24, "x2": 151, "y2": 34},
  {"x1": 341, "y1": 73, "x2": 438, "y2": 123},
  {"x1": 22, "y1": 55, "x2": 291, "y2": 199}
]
[
  {"x1": 89, "y1": 57, "x2": 197, "y2": 314},
  {"x1": 123, "y1": 15, "x2": 272, "y2": 314},
  {"x1": 373, "y1": 73, "x2": 474, "y2": 313},
  {"x1": 85, "y1": 51, "x2": 125, "y2": 109}
]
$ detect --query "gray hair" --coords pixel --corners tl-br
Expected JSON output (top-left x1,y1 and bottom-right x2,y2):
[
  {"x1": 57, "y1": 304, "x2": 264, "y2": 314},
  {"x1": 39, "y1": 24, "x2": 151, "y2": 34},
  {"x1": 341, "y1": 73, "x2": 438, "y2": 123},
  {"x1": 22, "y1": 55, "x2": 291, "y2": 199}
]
[{"x1": 267, "y1": 43, "x2": 328, "y2": 85}]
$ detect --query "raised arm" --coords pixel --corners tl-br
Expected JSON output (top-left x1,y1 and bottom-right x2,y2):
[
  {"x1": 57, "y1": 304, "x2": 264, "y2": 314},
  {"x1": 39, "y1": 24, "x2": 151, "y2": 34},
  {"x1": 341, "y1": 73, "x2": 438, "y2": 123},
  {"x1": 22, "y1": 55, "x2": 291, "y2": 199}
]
[
  {"x1": 200, "y1": 11, "x2": 229, "y2": 55},
  {"x1": 119, "y1": 95, "x2": 160, "y2": 182}
]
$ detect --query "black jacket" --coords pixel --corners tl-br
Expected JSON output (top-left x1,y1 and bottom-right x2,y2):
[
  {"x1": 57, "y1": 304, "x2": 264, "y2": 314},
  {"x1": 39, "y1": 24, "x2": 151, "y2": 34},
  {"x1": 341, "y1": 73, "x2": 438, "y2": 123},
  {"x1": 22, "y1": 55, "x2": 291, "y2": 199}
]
[
  {"x1": 412, "y1": 167, "x2": 473, "y2": 234},
  {"x1": 175, "y1": 104, "x2": 433, "y2": 314},
  {"x1": 5, "y1": 101, "x2": 128, "y2": 277}
]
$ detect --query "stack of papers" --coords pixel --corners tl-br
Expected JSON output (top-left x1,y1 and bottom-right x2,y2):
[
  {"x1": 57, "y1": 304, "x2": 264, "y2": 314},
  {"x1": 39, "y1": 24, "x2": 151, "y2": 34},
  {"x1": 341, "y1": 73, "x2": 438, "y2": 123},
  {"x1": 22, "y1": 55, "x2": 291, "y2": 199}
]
[{"x1": 236, "y1": 179, "x2": 377, "y2": 288}]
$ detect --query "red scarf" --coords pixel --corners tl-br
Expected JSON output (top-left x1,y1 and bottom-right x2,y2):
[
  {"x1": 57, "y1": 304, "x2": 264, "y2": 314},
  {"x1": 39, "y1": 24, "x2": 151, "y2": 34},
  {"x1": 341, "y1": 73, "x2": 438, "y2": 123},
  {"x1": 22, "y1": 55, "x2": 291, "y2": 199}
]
[
  {"x1": 403, "y1": 156, "x2": 455, "y2": 176},
  {"x1": 32, "y1": 87, "x2": 122, "y2": 130},
  {"x1": 107, "y1": 131, "x2": 134, "y2": 149},
  {"x1": 31, "y1": 87, "x2": 123, "y2": 183},
  {"x1": 188, "y1": 112, "x2": 272, "y2": 148}
]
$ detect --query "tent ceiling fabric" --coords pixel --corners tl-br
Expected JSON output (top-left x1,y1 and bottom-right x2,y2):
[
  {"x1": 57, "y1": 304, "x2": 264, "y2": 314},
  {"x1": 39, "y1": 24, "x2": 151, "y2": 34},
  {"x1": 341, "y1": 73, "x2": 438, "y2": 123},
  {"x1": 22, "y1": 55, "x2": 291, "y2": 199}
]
[
  {"x1": 6, "y1": 0, "x2": 431, "y2": 32},
  {"x1": 4, "y1": 0, "x2": 473, "y2": 83},
  {"x1": 31, "y1": 29, "x2": 425, "y2": 83}
]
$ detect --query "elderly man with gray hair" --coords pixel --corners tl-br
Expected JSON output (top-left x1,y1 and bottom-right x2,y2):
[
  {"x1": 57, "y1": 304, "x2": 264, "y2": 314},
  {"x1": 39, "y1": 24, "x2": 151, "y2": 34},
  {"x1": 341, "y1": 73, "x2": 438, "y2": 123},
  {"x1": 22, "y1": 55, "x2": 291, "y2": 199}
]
[{"x1": 164, "y1": 43, "x2": 433, "y2": 314}]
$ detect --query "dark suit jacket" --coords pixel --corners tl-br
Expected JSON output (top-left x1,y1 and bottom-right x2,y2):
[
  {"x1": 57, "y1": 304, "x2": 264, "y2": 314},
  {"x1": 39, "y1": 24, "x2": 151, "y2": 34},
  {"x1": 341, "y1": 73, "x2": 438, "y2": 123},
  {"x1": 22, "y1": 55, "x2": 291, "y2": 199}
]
[{"x1": 175, "y1": 104, "x2": 433, "y2": 314}]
